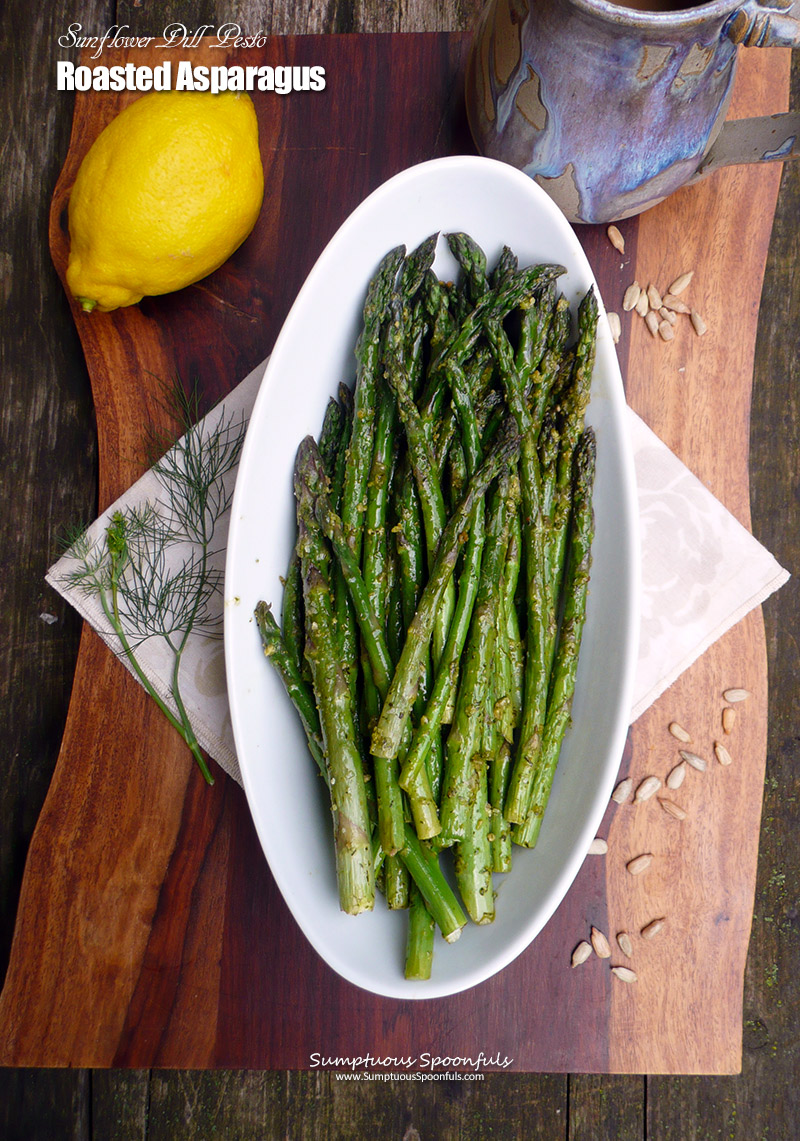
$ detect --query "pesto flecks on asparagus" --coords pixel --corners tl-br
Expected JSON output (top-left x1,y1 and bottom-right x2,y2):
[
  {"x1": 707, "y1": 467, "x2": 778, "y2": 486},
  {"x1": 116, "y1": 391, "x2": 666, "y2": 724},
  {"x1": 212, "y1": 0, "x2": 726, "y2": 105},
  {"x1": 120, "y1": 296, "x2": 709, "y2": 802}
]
[
  {"x1": 294, "y1": 439, "x2": 375, "y2": 915},
  {"x1": 255, "y1": 235, "x2": 600, "y2": 978},
  {"x1": 513, "y1": 428, "x2": 597, "y2": 849}
]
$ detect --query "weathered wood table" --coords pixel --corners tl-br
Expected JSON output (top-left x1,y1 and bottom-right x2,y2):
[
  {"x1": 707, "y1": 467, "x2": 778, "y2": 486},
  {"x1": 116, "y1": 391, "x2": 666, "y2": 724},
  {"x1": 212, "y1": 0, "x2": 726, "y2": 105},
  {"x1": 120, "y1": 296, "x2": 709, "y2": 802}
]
[{"x1": 2, "y1": 2, "x2": 799, "y2": 1137}]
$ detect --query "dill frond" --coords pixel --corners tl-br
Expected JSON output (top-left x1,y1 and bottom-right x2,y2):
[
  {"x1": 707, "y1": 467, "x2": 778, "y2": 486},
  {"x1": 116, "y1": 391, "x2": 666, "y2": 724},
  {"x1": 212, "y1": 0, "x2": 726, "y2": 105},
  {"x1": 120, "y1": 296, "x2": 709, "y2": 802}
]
[{"x1": 59, "y1": 376, "x2": 248, "y2": 785}]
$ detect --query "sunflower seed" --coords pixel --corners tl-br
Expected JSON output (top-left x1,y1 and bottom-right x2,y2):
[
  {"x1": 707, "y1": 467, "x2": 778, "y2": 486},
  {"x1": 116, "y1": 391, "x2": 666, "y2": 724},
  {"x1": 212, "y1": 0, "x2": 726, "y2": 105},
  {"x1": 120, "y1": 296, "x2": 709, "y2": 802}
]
[
  {"x1": 634, "y1": 775, "x2": 661, "y2": 802},
  {"x1": 666, "y1": 761, "x2": 687, "y2": 789},
  {"x1": 662, "y1": 292, "x2": 691, "y2": 314},
  {"x1": 635, "y1": 290, "x2": 650, "y2": 317},
  {"x1": 690, "y1": 309, "x2": 707, "y2": 336},
  {"x1": 723, "y1": 688, "x2": 751, "y2": 703},
  {"x1": 607, "y1": 311, "x2": 622, "y2": 343},
  {"x1": 647, "y1": 283, "x2": 663, "y2": 310},
  {"x1": 612, "y1": 777, "x2": 634, "y2": 804},
  {"x1": 645, "y1": 309, "x2": 660, "y2": 337},
  {"x1": 588, "y1": 837, "x2": 608, "y2": 855},
  {"x1": 680, "y1": 749, "x2": 708, "y2": 772},
  {"x1": 714, "y1": 741, "x2": 733, "y2": 767},
  {"x1": 641, "y1": 917, "x2": 666, "y2": 939},
  {"x1": 658, "y1": 797, "x2": 687, "y2": 820},
  {"x1": 617, "y1": 931, "x2": 633, "y2": 957},
  {"x1": 658, "y1": 319, "x2": 675, "y2": 342},
  {"x1": 627, "y1": 853, "x2": 654, "y2": 876},
  {"x1": 660, "y1": 306, "x2": 678, "y2": 326},
  {"x1": 669, "y1": 721, "x2": 692, "y2": 743},
  {"x1": 591, "y1": 926, "x2": 612, "y2": 958},
  {"x1": 623, "y1": 282, "x2": 641, "y2": 311},
  {"x1": 668, "y1": 270, "x2": 694, "y2": 295},
  {"x1": 611, "y1": 965, "x2": 638, "y2": 983},
  {"x1": 722, "y1": 707, "x2": 736, "y2": 734},
  {"x1": 607, "y1": 224, "x2": 625, "y2": 253},
  {"x1": 571, "y1": 940, "x2": 594, "y2": 967}
]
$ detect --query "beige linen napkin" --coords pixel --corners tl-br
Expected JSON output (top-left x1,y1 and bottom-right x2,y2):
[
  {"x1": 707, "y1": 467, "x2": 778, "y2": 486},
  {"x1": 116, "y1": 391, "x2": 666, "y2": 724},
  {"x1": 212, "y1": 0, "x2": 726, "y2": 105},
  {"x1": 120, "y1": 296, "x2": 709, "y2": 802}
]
[{"x1": 46, "y1": 362, "x2": 789, "y2": 785}]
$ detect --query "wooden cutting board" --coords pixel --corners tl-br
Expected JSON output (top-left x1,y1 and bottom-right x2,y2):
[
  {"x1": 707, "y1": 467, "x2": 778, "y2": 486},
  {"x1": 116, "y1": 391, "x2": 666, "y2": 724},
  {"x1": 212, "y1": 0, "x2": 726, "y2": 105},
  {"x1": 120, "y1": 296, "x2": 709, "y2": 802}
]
[{"x1": 0, "y1": 34, "x2": 788, "y2": 1073}]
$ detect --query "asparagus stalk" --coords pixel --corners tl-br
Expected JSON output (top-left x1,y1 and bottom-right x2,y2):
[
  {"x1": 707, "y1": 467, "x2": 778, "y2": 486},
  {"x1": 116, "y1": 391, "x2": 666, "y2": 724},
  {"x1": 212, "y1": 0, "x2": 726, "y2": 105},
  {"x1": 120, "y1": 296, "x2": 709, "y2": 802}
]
[
  {"x1": 513, "y1": 428, "x2": 596, "y2": 848},
  {"x1": 399, "y1": 826, "x2": 467, "y2": 943},
  {"x1": 370, "y1": 419, "x2": 521, "y2": 763},
  {"x1": 384, "y1": 296, "x2": 455, "y2": 667},
  {"x1": 294, "y1": 442, "x2": 375, "y2": 914},
  {"x1": 340, "y1": 245, "x2": 404, "y2": 562},
  {"x1": 489, "y1": 739, "x2": 513, "y2": 874},
  {"x1": 446, "y1": 231, "x2": 489, "y2": 304},
  {"x1": 500, "y1": 474, "x2": 524, "y2": 724},
  {"x1": 384, "y1": 853, "x2": 410, "y2": 910},
  {"x1": 280, "y1": 551, "x2": 306, "y2": 681},
  {"x1": 397, "y1": 512, "x2": 484, "y2": 798},
  {"x1": 318, "y1": 396, "x2": 345, "y2": 484},
  {"x1": 429, "y1": 262, "x2": 565, "y2": 382},
  {"x1": 254, "y1": 601, "x2": 324, "y2": 777},
  {"x1": 528, "y1": 294, "x2": 572, "y2": 428},
  {"x1": 453, "y1": 758, "x2": 495, "y2": 924},
  {"x1": 489, "y1": 244, "x2": 518, "y2": 290},
  {"x1": 485, "y1": 314, "x2": 551, "y2": 825},
  {"x1": 326, "y1": 386, "x2": 359, "y2": 687},
  {"x1": 439, "y1": 475, "x2": 511, "y2": 843},
  {"x1": 544, "y1": 288, "x2": 598, "y2": 610},
  {"x1": 299, "y1": 439, "x2": 410, "y2": 852},
  {"x1": 405, "y1": 883, "x2": 436, "y2": 980}
]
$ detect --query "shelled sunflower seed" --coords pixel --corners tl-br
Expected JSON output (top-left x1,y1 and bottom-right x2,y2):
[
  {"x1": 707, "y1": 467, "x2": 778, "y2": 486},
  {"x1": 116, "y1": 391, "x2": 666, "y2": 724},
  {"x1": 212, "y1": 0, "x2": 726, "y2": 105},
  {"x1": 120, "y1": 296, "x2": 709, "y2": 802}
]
[
  {"x1": 668, "y1": 270, "x2": 694, "y2": 295},
  {"x1": 626, "y1": 853, "x2": 654, "y2": 876},
  {"x1": 723, "y1": 688, "x2": 751, "y2": 703},
  {"x1": 591, "y1": 926, "x2": 612, "y2": 958},
  {"x1": 714, "y1": 741, "x2": 733, "y2": 767},
  {"x1": 634, "y1": 775, "x2": 662, "y2": 803},
  {"x1": 679, "y1": 749, "x2": 708, "y2": 773},
  {"x1": 690, "y1": 310, "x2": 707, "y2": 336},
  {"x1": 616, "y1": 266, "x2": 707, "y2": 341},
  {"x1": 622, "y1": 282, "x2": 641, "y2": 311},
  {"x1": 611, "y1": 777, "x2": 634, "y2": 804},
  {"x1": 572, "y1": 940, "x2": 594, "y2": 967},
  {"x1": 573, "y1": 682, "x2": 751, "y2": 986},
  {"x1": 647, "y1": 283, "x2": 663, "y2": 310},
  {"x1": 617, "y1": 931, "x2": 633, "y2": 957},
  {"x1": 666, "y1": 761, "x2": 687, "y2": 789},
  {"x1": 641, "y1": 917, "x2": 666, "y2": 940},
  {"x1": 662, "y1": 292, "x2": 691, "y2": 314},
  {"x1": 659, "y1": 797, "x2": 687, "y2": 821},
  {"x1": 669, "y1": 721, "x2": 692, "y2": 743},
  {"x1": 607, "y1": 225, "x2": 625, "y2": 254}
]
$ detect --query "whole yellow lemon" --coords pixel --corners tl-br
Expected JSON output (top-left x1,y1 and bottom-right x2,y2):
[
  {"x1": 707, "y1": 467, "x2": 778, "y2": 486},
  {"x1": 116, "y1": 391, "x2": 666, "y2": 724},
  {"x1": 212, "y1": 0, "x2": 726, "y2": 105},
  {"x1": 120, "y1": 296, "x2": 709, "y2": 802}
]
[{"x1": 66, "y1": 91, "x2": 264, "y2": 312}]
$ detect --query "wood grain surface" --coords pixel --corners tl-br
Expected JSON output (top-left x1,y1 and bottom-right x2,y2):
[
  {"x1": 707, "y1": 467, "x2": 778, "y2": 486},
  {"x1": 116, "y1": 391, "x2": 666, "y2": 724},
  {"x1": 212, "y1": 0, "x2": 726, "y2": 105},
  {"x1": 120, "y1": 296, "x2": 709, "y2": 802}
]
[{"x1": 0, "y1": 34, "x2": 788, "y2": 1077}]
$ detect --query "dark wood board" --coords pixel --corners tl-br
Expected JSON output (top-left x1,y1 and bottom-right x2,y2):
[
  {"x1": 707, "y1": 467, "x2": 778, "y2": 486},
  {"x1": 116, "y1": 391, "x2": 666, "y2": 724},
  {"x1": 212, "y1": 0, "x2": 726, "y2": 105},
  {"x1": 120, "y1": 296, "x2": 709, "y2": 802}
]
[{"x1": 0, "y1": 32, "x2": 789, "y2": 1075}]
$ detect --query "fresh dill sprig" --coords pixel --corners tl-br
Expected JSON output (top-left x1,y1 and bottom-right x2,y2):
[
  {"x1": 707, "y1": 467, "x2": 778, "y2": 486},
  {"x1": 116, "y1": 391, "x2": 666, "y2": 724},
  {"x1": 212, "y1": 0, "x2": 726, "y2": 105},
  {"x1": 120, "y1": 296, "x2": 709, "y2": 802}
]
[{"x1": 61, "y1": 378, "x2": 247, "y2": 785}]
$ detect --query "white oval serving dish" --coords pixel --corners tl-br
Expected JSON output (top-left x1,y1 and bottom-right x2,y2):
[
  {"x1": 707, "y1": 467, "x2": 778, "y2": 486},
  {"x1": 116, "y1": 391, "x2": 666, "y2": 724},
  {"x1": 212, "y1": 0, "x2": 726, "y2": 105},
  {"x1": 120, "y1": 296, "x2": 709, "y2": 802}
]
[{"x1": 224, "y1": 155, "x2": 640, "y2": 999}]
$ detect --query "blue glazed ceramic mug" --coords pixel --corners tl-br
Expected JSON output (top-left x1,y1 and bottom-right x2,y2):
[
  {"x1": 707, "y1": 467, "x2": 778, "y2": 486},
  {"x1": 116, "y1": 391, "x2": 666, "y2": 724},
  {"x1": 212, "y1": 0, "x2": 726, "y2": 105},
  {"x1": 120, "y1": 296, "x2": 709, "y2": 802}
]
[{"x1": 466, "y1": 0, "x2": 800, "y2": 223}]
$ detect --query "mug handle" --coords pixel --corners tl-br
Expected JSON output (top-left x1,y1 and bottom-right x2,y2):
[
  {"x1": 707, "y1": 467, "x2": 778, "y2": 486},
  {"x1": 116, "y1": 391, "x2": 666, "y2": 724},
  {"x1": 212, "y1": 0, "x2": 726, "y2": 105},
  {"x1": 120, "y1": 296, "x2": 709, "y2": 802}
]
[
  {"x1": 687, "y1": 3, "x2": 800, "y2": 183},
  {"x1": 725, "y1": 1, "x2": 800, "y2": 47}
]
